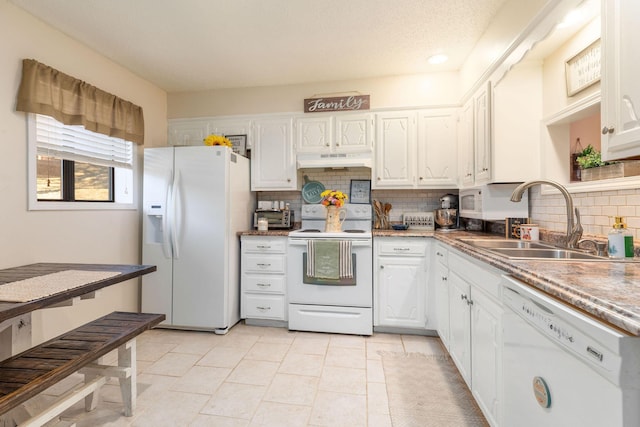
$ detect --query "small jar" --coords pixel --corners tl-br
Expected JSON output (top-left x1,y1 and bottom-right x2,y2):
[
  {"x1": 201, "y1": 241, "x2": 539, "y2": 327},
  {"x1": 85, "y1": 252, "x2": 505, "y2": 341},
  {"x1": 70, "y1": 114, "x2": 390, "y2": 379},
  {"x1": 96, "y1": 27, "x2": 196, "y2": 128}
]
[{"x1": 257, "y1": 217, "x2": 268, "y2": 231}]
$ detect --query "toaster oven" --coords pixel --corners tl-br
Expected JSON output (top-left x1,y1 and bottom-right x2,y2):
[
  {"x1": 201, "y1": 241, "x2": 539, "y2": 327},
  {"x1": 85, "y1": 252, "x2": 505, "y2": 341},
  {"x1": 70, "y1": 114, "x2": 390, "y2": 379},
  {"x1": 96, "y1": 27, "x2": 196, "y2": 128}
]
[{"x1": 253, "y1": 209, "x2": 294, "y2": 229}]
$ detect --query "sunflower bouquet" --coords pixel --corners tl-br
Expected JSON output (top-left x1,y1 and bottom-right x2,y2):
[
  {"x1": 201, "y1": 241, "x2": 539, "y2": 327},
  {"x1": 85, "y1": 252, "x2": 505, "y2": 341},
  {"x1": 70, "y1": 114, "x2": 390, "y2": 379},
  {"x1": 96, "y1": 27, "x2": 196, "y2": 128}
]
[
  {"x1": 203, "y1": 134, "x2": 232, "y2": 147},
  {"x1": 320, "y1": 189, "x2": 348, "y2": 207}
]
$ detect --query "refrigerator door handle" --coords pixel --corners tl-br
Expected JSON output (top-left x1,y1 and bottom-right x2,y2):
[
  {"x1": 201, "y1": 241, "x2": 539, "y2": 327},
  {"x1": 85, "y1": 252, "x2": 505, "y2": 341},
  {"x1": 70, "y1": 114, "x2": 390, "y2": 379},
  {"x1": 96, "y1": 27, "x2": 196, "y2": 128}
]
[
  {"x1": 161, "y1": 178, "x2": 173, "y2": 259},
  {"x1": 171, "y1": 171, "x2": 182, "y2": 259}
]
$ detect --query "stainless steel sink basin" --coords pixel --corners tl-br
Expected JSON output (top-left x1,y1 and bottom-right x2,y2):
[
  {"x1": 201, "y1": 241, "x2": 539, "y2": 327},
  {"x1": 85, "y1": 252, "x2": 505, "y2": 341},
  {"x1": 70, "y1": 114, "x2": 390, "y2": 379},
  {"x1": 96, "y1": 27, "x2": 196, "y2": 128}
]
[
  {"x1": 488, "y1": 248, "x2": 606, "y2": 260},
  {"x1": 459, "y1": 238, "x2": 611, "y2": 261},
  {"x1": 459, "y1": 238, "x2": 552, "y2": 250}
]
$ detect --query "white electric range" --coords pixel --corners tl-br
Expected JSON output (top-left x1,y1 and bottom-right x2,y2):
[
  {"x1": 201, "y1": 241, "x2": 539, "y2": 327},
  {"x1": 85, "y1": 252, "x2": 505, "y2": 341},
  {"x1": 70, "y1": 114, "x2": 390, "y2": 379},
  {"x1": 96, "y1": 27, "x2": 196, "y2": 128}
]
[{"x1": 288, "y1": 204, "x2": 373, "y2": 335}]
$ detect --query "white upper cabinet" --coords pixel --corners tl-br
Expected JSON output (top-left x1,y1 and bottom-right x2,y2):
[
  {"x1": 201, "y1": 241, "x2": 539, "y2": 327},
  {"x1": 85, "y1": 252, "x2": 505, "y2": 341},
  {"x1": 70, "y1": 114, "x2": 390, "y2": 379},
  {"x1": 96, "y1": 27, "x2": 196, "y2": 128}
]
[
  {"x1": 168, "y1": 119, "x2": 209, "y2": 146},
  {"x1": 416, "y1": 109, "x2": 458, "y2": 188},
  {"x1": 296, "y1": 116, "x2": 333, "y2": 153},
  {"x1": 334, "y1": 113, "x2": 374, "y2": 153},
  {"x1": 374, "y1": 109, "x2": 457, "y2": 189},
  {"x1": 458, "y1": 99, "x2": 475, "y2": 188},
  {"x1": 374, "y1": 111, "x2": 417, "y2": 188},
  {"x1": 296, "y1": 113, "x2": 373, "y2": 154},
  {"x1": 601, "y1": 0, "x2": 640, "y2": 161},
  {"x1": 209, "y1": 118, "x2": 253, "y2": 149},
  {"x1": 251, "y1": 117, "x2": 297, "y2": 191},
  {"x1": 473, "y1": 83, "x2": 492, "y2": 184},
  {"x1": 491, "y1": 61, "x2": 542, "y2": 183}
]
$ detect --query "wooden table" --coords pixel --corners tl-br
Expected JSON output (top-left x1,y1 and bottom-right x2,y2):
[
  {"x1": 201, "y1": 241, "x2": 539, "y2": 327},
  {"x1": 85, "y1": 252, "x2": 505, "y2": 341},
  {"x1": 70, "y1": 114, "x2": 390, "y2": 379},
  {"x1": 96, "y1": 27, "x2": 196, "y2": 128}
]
[{"x1": 0, "y1": 263, "x2": 156, "y2": 359}]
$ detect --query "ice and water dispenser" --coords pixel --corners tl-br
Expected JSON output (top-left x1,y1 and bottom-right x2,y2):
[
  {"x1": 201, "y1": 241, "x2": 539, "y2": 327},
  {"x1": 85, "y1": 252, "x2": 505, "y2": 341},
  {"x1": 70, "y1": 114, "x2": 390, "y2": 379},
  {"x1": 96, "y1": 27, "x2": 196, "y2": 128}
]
[{"x1": 144, "y1": 202, "x2": 166, "y2": 245}]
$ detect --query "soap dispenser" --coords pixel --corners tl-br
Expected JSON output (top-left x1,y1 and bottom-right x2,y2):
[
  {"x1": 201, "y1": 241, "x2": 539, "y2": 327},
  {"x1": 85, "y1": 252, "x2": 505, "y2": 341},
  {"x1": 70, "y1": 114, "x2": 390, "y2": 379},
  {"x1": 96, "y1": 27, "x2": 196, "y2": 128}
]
[{"x1": 608, "y1": 216, "x2": 634, "y2": 259}]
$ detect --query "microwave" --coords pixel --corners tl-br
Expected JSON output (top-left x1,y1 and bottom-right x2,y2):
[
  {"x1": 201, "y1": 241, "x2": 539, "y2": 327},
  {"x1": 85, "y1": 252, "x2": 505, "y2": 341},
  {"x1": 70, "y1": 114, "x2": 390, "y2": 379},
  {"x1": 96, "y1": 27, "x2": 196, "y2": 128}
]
[
  {"x1": 459, "y1": 184, "x2": 528, "y2": 220},
  {"x1": 253, "y1": 209, "x2": 294, "y2": 229}
]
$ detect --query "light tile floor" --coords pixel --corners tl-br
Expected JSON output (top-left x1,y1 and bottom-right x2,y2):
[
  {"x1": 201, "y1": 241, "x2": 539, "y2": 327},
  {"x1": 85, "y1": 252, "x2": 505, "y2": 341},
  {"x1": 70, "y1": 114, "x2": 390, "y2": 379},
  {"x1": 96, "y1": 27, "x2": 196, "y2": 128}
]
[{"x1": 41, "y1": 323, "x2": 450, "y2": 426}]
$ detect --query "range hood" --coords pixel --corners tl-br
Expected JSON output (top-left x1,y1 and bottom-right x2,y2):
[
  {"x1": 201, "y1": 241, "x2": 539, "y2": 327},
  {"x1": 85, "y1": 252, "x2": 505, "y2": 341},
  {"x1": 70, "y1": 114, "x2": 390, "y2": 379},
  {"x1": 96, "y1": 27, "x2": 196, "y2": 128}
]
[{"x1": 296, "y1": 152, "x2": 372, "y2": 169}]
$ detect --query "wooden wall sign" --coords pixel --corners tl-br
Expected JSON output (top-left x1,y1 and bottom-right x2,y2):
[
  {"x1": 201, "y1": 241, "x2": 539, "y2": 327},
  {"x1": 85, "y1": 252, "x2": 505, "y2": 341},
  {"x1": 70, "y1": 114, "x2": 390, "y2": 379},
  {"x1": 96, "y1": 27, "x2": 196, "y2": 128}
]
[{"x1": 304, "y1": 95, "x2": 370, "y2": 113}]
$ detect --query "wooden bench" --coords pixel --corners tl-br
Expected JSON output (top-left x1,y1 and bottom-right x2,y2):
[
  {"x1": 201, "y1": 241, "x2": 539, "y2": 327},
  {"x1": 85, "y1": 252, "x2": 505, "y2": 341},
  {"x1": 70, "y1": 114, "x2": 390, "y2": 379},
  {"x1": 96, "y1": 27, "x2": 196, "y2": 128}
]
[{"x1": 0, "y1": 311, "x2": 164, "y2": 426}]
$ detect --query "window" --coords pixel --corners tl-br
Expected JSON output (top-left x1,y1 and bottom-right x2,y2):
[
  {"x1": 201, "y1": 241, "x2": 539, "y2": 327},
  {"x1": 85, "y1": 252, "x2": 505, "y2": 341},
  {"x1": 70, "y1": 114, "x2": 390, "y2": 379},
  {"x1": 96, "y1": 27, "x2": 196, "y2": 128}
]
[{"x1": 28, "y1": 114, "x2": 136, "y2": 210}]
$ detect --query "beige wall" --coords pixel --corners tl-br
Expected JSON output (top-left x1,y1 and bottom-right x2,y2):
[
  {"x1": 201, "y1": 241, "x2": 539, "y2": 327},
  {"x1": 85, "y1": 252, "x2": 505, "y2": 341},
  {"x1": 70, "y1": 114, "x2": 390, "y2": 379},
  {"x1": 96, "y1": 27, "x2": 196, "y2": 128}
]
[
  {"x1": 542, "y1": 17, "x2": 601, "y2": 116},
  {"x1": 168, "y1": 72, "x2": 461, "y2": 118},
  {"x1": 0, "y1": 2, "x2": 167, "y2": 343}
]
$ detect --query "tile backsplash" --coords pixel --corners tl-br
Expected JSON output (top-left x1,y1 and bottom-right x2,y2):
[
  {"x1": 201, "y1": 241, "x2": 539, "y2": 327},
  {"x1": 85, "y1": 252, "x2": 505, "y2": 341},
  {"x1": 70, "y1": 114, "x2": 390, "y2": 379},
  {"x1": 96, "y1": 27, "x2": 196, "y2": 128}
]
[
  {"x1": 529, "y1": 185, "x2": 640, "y2": 240},
  {"x1": 257, "y1": 168, "x2": 456, "y2": 223},
  {"x1": 258, "y1": 169, "x2": 640, "y2": 242}
]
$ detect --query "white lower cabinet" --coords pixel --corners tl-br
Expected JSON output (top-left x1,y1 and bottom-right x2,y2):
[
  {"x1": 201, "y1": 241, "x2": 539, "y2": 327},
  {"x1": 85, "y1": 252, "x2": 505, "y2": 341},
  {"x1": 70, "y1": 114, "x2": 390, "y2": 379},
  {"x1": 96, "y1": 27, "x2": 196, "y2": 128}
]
[
  {"x1": 374, "y1": 237, "x2": 431, "y2": 330},
  {"x1": 446, "y1": 247, "x2": 503, "y2": 427},
  {"x1": 434, "y1": 243, "x2": 450, "y2": 349},
  {"x1": 241, "y1": 236, "x2": 287, "y2": 322}
]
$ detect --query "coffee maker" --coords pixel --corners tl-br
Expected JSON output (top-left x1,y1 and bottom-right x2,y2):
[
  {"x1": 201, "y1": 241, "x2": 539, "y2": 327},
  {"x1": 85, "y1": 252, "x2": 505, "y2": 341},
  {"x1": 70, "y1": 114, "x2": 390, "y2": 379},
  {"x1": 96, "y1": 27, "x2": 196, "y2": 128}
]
[{"x1": 435, "y1": 193, "x2": 459, "y2": 230}]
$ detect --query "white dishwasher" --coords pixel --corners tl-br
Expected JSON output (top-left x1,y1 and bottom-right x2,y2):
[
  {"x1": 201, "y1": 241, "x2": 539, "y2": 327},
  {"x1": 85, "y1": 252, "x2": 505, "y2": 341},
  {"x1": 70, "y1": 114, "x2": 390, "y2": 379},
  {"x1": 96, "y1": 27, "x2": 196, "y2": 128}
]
[{"x1": 502, "y1": 275, "x2": 640, "y2": 427}]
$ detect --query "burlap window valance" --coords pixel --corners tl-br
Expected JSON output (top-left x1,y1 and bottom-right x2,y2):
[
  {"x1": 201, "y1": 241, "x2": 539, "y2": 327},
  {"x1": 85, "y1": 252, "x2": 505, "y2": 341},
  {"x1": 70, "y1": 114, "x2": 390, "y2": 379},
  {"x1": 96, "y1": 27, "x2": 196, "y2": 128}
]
[{"x1": 16, "y1": 59, "x2": 144, "y2": 145}]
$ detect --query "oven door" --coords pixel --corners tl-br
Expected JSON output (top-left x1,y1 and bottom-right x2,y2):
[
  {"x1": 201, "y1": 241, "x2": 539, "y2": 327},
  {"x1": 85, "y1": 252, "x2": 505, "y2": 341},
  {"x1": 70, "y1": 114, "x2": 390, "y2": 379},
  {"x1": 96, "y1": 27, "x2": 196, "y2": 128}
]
[{"x1": 287, "y1": 237, "x2": 372, "y2": 307}]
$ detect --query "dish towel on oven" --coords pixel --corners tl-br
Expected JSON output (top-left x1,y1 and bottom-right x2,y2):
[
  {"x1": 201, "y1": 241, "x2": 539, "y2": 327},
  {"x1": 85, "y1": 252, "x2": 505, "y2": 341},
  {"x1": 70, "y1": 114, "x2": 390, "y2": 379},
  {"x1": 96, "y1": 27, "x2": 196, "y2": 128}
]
[{"x1": 307, "y1": 240, "x2": 353, "y2": 280}]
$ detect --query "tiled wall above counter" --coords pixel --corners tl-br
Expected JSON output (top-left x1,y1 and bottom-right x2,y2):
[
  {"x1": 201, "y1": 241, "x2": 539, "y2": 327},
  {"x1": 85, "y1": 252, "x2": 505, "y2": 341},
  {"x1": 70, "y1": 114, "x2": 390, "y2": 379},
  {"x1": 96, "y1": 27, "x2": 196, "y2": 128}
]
[{"x1": 257, "y1": 167, "x2": 455, "y2": 226}]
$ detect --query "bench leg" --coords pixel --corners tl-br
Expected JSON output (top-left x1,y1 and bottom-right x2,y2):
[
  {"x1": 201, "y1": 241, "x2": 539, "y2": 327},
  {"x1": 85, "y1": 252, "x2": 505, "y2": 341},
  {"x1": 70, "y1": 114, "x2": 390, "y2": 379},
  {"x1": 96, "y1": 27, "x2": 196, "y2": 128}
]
[
  {"x1": 83, "y1": 356, "x2": 104, "y2": 412},
  {"x1": 79, "y1": 339, "x2": 137, "y2": 417},
  {"x1": 118, "y1": 340, "x2": 136, "y2": 417}
]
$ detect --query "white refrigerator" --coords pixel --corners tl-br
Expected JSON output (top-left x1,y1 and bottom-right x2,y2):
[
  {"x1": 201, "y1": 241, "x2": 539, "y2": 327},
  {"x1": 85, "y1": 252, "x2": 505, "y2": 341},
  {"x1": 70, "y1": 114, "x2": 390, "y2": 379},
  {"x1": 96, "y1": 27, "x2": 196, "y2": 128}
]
[{"x1": 141, "y1": 146, "x2": 254, "y2": 333}]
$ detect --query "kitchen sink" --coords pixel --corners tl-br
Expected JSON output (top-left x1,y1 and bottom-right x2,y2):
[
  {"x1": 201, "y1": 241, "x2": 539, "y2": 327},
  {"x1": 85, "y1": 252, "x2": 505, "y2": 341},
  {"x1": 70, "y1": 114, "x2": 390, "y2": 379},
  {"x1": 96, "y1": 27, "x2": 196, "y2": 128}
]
[
  {"x1": 459, "y1": 238, "x2": 552, "y2": 249},
  {"x1": 460, "y1": 238, "x2": 611, "y2": 261},
  {"x1": 488, "y1": 248, "x2": 606, "y2": 260}
]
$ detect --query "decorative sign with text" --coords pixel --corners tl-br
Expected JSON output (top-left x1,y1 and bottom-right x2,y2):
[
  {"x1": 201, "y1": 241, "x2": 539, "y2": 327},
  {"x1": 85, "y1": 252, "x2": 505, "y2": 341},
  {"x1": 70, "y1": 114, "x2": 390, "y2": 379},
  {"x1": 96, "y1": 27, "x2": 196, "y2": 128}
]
[{"x1": 304, "y1": 95, "x2": 370, "y2": 113}]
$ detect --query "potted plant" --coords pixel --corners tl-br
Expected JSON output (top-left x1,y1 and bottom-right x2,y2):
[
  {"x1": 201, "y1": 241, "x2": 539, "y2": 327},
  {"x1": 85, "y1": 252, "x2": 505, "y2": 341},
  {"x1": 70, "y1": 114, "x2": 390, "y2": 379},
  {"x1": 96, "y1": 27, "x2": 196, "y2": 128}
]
[
  {"x1": 576, "y1": 144, "x2": 640, "y2": 181},
  {"x1": 576, "y1": 144, "x2": 609, "y2": 170}
]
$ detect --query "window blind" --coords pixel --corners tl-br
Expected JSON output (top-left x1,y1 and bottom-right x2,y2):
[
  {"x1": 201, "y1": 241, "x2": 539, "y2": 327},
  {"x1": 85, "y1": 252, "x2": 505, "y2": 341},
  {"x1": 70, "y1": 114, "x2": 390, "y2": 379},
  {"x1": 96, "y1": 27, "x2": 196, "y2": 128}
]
[{"x1": 35, "y1": 114, "x2": 133, "y2": 169}]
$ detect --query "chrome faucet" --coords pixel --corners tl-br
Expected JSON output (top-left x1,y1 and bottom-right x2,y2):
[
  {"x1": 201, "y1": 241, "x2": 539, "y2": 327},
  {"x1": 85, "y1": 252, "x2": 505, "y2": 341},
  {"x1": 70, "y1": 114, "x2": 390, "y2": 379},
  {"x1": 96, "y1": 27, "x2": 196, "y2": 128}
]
[{"x1": 510, "y1": 180, "x2": 583, "y2": 249}]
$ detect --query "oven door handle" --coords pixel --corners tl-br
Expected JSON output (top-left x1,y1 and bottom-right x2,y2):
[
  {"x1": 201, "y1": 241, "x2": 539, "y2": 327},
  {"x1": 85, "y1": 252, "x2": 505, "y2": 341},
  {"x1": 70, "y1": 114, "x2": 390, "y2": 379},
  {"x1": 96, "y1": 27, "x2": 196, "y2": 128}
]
[{"x1": 288, "y1": 239, "x2": 371, "y2": 247}]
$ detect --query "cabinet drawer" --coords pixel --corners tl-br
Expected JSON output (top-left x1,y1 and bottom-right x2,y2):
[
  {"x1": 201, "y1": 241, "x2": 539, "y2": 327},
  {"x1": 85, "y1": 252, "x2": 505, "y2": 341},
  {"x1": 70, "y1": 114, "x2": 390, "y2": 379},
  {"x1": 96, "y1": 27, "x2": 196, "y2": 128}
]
[
  {"x1": 377, "y1": 240, "x2": 427, "y2": 256},
  {"x1": 243, "y1": 294, "x2": 286, "y2": 319},
  {"x1": 243, "y1": 254, "x2": 285, "y2": 273},
  {"x1": 242, "y1": 238, "x2": 286, "y2": 254},
  {"x1": 434, "y1": 243, "x2": 449, "y2": 265},
  {"x1": 243, "y1": 275, "x2": 285, "y2": 293}
]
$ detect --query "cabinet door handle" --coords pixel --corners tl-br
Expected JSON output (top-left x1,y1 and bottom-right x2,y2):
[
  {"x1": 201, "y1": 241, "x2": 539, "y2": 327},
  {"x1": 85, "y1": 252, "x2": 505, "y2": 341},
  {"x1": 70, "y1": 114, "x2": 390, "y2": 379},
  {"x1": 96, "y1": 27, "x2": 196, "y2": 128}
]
[
  {"x1": 467, "y1": 299, "x2": 474, "y2": 306},
  {"x1": 256, "y1": 306, "x2": 271, "y2": 311},
  {"x1": 602, "y1": 126, "x2": 615, "y2": 135},
  {"x1": 257, "y1": 263, "x2": 271, "y2": 268},
  {"x1": 441, "y1": 276, "x2": 447, "y2": 281},
  {"x1": 436, "y1": 251, "x2": 444, "y2": 257},
  {"x1": 256, "y1": 245, "x2": 272, "y2": 249},
  {"x1": 380, "y1": 265, "x2": 384, "y2": 269},
  {"x1": 257, "y1": 283, "x2": 271, "y2": 287},
  {"x1": 461, "y1": 294, "x2": 468, "y2": 301}
]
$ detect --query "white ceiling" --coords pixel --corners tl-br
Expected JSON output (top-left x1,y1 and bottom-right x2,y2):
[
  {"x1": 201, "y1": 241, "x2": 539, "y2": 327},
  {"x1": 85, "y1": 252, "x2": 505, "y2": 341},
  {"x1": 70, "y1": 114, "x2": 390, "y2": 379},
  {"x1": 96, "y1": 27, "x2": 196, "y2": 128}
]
[{"x1": 10, "y1": 0, "x2": 513, "y2": 93}]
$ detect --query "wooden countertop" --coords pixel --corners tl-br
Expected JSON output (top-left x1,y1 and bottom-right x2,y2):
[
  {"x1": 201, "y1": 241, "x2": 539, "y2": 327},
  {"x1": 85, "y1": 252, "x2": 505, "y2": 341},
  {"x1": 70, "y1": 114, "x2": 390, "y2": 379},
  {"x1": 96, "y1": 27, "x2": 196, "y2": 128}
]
[{"x1": 0, "y1": 263, "x2": 156, "y2": 324}]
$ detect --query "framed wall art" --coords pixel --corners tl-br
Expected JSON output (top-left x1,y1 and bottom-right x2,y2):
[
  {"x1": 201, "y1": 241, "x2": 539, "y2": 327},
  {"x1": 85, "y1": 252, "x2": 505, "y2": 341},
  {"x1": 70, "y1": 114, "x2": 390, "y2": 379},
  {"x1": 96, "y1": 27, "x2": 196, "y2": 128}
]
[
  {"x1": 225, "y1": 134, "x2": 247, "y2": 156},
  {"x1": 565, "y1": 39, "x2": 601, "y2": 97},
  {"x1": 349, "y1": 179, "x2": 371, "y2": 204}
]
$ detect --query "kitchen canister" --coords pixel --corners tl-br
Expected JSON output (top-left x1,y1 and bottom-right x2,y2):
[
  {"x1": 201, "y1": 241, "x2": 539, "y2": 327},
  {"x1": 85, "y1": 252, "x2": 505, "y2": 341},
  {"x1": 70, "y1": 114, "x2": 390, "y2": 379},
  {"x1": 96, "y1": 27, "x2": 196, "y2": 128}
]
[
  {"x1": 520, "y1": 224, "x2": 539, "y2": 241},
  {"x1": 257, "y1": 217, "x2": 268, "y2": 231}
]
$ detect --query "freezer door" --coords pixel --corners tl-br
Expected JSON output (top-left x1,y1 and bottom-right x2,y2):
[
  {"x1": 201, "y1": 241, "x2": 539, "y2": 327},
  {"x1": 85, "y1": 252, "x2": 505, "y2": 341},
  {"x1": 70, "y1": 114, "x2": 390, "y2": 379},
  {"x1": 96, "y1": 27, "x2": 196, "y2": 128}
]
[
  {"x1": 172, "y1": 146, "x2": 228, "y2": 329},
  {"x1": 142, "y1": 147, "x2": 175, "y2": 324}
]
